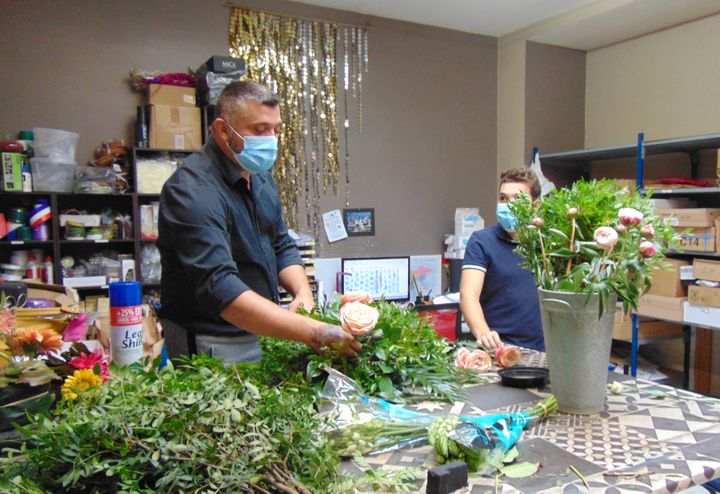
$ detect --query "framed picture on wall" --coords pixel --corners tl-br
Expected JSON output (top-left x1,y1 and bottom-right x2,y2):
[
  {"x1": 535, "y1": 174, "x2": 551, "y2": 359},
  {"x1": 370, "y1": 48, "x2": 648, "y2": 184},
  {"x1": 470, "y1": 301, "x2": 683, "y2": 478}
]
[{"x1": 343, "y1": 208, "x2": 375, "y2": 237}]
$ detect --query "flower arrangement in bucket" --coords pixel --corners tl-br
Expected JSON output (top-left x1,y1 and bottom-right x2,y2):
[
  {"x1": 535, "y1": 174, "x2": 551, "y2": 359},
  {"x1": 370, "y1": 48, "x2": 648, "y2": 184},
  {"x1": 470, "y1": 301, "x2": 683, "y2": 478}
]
[
  {"x1": 509, "y1": 178, "x2": 675, "y2": 414},
  {"x1": 511, "y1": 179, "x2": 674, "y2": 314}
]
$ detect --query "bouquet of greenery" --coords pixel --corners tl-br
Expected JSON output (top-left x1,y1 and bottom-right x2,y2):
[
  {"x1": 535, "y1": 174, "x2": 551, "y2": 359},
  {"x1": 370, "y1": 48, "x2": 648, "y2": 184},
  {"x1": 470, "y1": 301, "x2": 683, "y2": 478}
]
[
  {"x1": 261, "y1": 293, "x2": 481, "y2": 403},
  {"x1": 322, "y1": 368, "x2": 557, "y2": 474},
  {"x1": 510, "y1": 179, "x2": 675, "y2": 314}
]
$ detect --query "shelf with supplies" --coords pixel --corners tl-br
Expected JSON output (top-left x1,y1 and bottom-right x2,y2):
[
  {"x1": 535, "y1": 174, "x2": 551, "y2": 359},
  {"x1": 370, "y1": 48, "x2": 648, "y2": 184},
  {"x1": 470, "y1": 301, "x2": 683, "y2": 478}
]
[
  {"x1": 0, "y1": 146, "x2": 195, "y2": 291},
  {"x1": 538, "y1": 132, "x2": 720, "y2": 392}
]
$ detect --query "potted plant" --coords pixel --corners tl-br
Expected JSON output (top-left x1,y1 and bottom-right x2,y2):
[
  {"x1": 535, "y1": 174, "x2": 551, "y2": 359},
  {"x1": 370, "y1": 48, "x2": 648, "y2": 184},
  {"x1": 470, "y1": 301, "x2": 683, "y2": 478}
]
[{"x1": 510, "y1": 179, "x2": 674, "y2": 414}]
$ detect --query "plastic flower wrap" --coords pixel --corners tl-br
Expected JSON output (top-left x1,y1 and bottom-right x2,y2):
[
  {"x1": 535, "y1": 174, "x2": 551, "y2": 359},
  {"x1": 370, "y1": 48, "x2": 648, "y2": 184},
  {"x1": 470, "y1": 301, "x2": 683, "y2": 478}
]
[
  {"x1": 321, "y1": 368, "x2": 556, "y2": 473},
  {"x1": 511, "y1": 179, "x2": 675, "y2": 314}
]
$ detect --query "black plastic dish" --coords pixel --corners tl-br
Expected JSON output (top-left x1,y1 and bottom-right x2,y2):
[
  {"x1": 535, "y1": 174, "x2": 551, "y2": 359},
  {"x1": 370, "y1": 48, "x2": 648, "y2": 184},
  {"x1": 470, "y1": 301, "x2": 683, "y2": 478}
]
[{"x1": 498, "y1": 366, "x2": 549, "y2": 388}]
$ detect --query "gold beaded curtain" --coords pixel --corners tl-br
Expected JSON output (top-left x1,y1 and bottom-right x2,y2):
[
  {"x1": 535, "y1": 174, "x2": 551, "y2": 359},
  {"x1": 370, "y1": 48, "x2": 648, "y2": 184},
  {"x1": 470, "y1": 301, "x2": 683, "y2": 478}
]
[{"x1": 228, "y1": 8, "x2": 368, "y2": 238}]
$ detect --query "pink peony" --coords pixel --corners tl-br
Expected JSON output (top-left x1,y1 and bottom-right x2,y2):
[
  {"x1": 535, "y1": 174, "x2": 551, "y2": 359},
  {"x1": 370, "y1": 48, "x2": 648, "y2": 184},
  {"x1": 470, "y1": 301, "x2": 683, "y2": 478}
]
[
  {"x1": 339, "y1": 301, "x2": 379, "y2": 336},
  {"x1": 639, "y1": 240, "x2": 658, "y2": 258},
  {"x1": 454, "y1": 347, "x2": 492, "y2": 372},
  {"x1": 566, "y1": 207, "x2": 579, "y2": 218},
  {"x1": 340, "y1": 291, "x2": 374, "y2": 305},
  {"x1": 593, "y1": 226, "x2": 619, "y2": 251},
  {"x1": 68, "y1": 348, "x2": 110, "y2": 382},
  {"x1": 619, "y1": 208, "x2": 644, "y2": 226},
  {"x1": 495, "y1": 345, "x2": 522, "y2": 368},
  {"x1": 640, "y1": 224, "x2": 655, "y2": 239}
]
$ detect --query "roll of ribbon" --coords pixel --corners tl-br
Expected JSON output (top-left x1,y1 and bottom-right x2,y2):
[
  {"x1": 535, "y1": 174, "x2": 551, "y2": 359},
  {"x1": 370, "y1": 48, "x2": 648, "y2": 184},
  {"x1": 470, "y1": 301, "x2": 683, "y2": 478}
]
[{"x1": 29, "y1": 200, "x2": 52, "y2": 229}]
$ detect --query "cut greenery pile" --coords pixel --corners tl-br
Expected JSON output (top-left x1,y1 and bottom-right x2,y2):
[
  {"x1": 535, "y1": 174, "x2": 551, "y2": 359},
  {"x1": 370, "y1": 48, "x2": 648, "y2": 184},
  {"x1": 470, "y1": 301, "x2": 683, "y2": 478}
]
[
  {"x1": 261, "y1": 300, "x2": 480, "y2": 403},
  {"x1": 0, "y1": 356, "x2": 418, "y2": 494}
]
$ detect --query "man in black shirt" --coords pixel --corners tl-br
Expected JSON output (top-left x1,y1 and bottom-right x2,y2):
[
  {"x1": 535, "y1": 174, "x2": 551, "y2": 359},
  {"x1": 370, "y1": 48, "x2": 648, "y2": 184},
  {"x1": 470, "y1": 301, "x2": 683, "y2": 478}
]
[{"x1": 158, "y1": 80, "x2": 361, "y2": 363}]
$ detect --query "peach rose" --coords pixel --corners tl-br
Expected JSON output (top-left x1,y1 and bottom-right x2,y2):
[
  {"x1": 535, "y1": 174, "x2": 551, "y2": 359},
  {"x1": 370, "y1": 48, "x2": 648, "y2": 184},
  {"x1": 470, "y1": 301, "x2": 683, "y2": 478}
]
[
  {"x1": 454, "y1": 347, "x2": 493, "y2": 372},
  {"x1": 339, "y1": 301, "x2": 379, "y2": 336},
  {"x1": 495, "y1": 345, "x2": 522, "y2": 368},
  {"x1": 340, "y1": 291, "x2": 374, "y2": 305}
]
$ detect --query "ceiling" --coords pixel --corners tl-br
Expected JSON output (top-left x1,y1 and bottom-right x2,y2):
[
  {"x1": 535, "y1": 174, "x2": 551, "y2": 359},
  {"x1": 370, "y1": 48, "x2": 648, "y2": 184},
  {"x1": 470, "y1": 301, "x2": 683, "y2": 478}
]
[{"x1": 289, "y1": 0, "x2": 720, "y2": 51}]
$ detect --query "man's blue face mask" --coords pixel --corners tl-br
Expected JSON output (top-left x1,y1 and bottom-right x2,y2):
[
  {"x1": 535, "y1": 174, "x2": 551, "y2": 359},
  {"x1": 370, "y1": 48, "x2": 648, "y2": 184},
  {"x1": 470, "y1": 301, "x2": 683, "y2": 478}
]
[
  {"x1": 226, "y1": 123, "x2": 278, "y2": 174},
  {"x1": 496, "y1": 202, "x2": 517, "y2": 232}
]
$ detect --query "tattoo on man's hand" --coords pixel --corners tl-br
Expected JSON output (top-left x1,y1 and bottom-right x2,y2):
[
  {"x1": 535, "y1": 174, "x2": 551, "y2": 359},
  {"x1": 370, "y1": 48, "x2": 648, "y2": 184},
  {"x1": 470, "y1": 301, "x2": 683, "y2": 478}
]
[{"x1": 311, "y1": 324, "x2": 345, "y2": 348}]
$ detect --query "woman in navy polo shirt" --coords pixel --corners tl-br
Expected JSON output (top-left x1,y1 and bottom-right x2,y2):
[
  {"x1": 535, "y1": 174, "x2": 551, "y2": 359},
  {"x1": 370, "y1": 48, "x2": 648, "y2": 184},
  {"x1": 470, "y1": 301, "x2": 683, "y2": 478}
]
[{"x1": 460, "y1": 168, "x2": 544, "y2": 351}]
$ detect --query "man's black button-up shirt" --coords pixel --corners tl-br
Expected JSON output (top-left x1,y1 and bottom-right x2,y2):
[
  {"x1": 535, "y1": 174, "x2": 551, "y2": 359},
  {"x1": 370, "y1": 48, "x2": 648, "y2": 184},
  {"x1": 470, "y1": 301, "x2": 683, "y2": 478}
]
[{"x1": 157, "y1": 138, "x2": 302, "y2": 336}]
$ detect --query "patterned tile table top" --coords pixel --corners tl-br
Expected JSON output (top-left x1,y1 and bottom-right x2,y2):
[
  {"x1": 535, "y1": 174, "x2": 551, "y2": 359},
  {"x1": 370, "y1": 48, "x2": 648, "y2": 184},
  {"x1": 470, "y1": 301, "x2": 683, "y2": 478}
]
[{"x1": 347, "y1": 350, "x2": 720, "y2": 493}]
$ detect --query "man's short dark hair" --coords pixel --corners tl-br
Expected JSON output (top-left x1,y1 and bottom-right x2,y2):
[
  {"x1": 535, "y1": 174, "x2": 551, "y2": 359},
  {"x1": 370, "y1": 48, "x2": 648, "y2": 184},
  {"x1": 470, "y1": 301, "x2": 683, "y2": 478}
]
[
  {"x1": 216, "y1": 81, "x2": 279, "y2": 120},
  {"x1": 499, "y1": 167, "x2": 541, "y2": 199}
]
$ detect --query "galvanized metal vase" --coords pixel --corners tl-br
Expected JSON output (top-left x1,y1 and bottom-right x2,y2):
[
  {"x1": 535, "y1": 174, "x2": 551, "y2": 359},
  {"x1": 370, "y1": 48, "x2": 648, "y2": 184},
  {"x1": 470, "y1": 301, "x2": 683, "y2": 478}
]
[{"x1": 538, "y1": 288, "x2": 617, "y2": 415}]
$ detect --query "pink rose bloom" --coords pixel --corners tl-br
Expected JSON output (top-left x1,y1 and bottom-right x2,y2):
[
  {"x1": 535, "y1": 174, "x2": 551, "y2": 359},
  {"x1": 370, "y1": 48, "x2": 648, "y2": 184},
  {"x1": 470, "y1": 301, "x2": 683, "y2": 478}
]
[
  {"x1": 339, "y1": 301, "x2": 379, "y2": 336},
  {"x1": 495, "y1": 345, "x2": 522, "y2": 368},
  {"x1": 340, "y1": 291, "x2": 374, "y2": 305},
  {"x1": 639, "y1": 240, "x2": 658, "y2": 258},
  {"x1": 455, "y1": 347, "x2": 492, "y2": 372},
  {"x1": 640, "y1": 224, "x2": 655, "y2": 239},
  {"x1": 619, "y1": 207, "x2": 644, "y2": 226},
  {"x1": 593, "y1": 226, "x2": 619, "y2": 251},
  {"x1": 68, "y1": 348, "x2": 110, "y2": 382}
]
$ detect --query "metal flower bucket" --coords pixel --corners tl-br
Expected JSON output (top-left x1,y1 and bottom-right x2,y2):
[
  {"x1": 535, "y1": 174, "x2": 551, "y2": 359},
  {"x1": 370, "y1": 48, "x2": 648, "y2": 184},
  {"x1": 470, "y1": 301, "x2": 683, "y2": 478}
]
[{"x1": 538, "y1": 288, "x2": 616, "y2": 414}]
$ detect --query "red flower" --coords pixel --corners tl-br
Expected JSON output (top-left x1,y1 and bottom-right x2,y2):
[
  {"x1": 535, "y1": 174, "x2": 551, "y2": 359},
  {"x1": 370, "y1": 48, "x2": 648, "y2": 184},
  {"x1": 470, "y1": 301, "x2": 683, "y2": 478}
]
[
  {"x1": 495, "y1": 345, "x2": 522, "y2": 368},
  {"x1": 69, "y1": 349, "x2": 109, "y2": 382}
]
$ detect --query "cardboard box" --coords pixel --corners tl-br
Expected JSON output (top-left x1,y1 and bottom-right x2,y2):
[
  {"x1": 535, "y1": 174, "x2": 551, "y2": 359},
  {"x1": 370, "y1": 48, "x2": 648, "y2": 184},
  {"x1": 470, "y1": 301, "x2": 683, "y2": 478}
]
[
  {"x1": 655, "y1": 208, "x2": 720, "y2": 227},
  {"x1": 149, "y1": 105, "x2": 202, "y2": 150},
  {"x1": 636, "y1": 294, "x2": 685, "y2": 322},
  {"x1": 613, "y1": 308, "x2": 683, "y2": 340},
  {"x1": 648, "y1": 258, "x2": 689, "y2": 297},
  {"x1": 2, "y1": 152, "x2": 23, "y2": 191},
  {"x1": 688, "y1": 284, "x2": 720, "y2": 308},
  {"x1": 147, "y1": 83, "x2": 196, "y2": 107},
  {"x1": 693, "y1": 258, "x2": 720, "y2": 282},
  {"x1": 684, "y1": 302, "x2": 720, "y2": 329},
  {"x1": 674, "y1": 226, "x2": 716, "y2": 252}
]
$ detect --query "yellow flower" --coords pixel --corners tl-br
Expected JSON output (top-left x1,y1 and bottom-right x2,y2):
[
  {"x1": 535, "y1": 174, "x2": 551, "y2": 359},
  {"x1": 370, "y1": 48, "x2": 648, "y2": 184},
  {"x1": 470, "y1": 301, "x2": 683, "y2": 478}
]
[{"x1": 61, "y1": 369, "x2": 103, "y2": 400}]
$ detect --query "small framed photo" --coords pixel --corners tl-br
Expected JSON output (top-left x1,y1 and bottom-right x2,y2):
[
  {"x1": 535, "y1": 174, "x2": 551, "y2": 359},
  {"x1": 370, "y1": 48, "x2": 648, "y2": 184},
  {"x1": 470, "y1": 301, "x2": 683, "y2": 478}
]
[{"x1": 343, "y1": 208, "x2": 375, "y2": 237}]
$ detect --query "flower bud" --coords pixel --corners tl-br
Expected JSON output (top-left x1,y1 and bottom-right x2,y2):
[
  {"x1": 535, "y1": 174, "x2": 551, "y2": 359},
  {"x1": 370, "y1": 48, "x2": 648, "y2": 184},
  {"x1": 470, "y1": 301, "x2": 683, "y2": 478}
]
[
  {"x1": 531, "y1": 217, "x2": 544, "y2": 228},
  {"x1": 619, "y1": 207, "x2": 644, "y2": 226},
  {"x1": 615, "y1": 224, "x2": 627, "y2": 234},
  {"x1": 566, "y1": 207, "x2": 579, "y2": 218},
  {"x1": 640, "y1": 224, "x2": 655, "y2": 239},
  {"x1": 639, "y1": 240, "x2": 657, "y2": 258}
]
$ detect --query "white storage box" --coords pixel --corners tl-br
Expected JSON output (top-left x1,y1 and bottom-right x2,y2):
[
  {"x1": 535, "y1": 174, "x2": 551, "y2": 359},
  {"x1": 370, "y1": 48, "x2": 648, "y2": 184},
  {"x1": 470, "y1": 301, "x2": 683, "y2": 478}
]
[{"x1": 683, "y1": 302, "x2": 720, "y2": 329}]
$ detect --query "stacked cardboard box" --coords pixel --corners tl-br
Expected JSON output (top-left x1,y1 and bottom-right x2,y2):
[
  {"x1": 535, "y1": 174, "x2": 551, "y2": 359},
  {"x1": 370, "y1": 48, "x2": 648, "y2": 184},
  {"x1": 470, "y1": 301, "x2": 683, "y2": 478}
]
[
  {"x1": 655, "y1": 208, "x2": 720, "y2": 254},
  {"x1": 685, "y1": 258, "x2": 720, "y2": 328},
  {"x1": 147, "y1": 84, "x2": 201, "y2": 151}
]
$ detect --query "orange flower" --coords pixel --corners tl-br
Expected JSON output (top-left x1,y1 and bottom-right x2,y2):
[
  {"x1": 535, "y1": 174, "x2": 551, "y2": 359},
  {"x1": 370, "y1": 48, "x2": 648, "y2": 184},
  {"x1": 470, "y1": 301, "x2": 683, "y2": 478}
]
[{"x1": 11, "y1": 327, "x2": 64, "y2": 355}]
